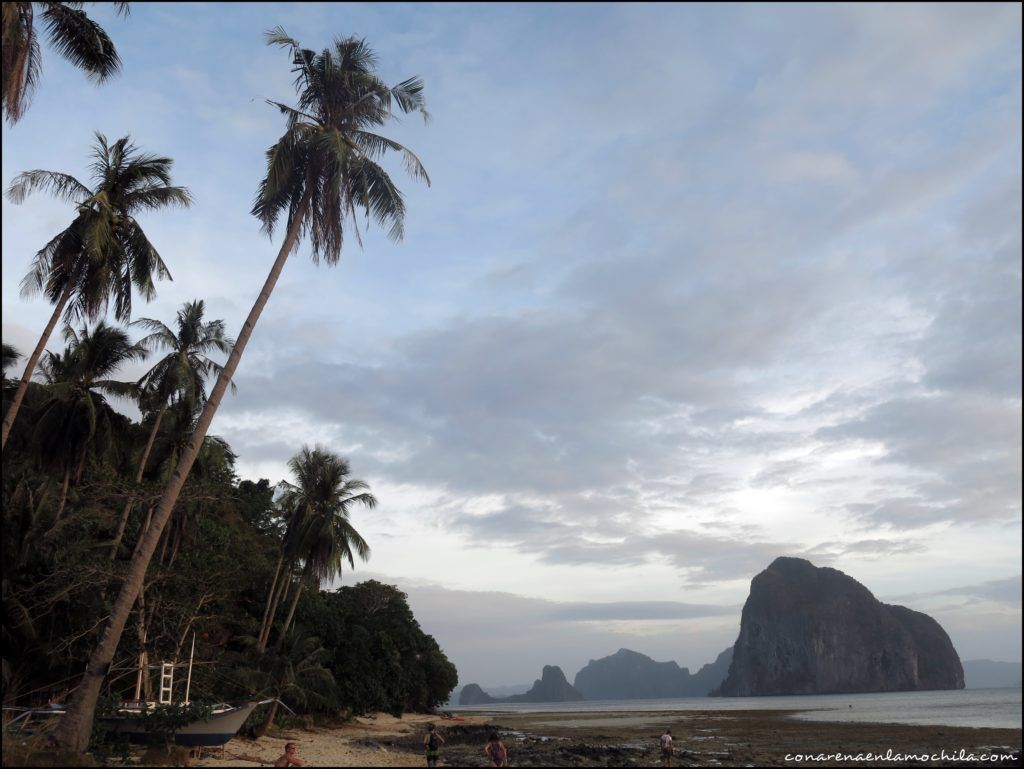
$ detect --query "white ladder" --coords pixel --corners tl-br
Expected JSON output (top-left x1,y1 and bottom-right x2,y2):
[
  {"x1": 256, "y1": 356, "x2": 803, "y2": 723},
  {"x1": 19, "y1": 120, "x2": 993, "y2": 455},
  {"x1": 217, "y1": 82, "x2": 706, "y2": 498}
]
[{"x1": 158, "y1": 662, "x2": 175, "y2": 704}]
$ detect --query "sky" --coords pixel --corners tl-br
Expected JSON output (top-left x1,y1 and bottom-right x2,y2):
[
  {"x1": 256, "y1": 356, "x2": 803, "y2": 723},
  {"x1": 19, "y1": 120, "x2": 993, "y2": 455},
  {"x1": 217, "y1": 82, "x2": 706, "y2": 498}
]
[{"x1": 1, "y1": 3, "x2": 1021, "y2": 689}]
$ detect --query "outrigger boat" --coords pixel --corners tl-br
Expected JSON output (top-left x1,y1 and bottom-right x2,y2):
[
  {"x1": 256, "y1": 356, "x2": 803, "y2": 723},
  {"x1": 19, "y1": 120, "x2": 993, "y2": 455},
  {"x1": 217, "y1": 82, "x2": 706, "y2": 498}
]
[
  {"x1": 5, "y1": 635, "x2": 269, "y2": 748},
  {"x1": 5, "y1": 701, "x2": 262, "y2": 748}
]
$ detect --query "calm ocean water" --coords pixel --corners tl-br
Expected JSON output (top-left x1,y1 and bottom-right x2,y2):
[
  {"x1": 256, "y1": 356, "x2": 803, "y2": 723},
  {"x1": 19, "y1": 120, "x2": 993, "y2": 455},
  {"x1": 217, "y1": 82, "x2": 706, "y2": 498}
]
[{"x1": 454, "y1": 688, "x2": 1022, "y2": 730}]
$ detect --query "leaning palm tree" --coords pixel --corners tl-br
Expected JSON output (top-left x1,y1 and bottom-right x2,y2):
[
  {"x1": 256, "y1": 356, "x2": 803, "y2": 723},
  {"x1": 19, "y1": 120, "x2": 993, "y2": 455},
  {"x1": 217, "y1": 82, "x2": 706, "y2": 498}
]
[
  {"x1": 32, "y1": 321, "x2": 146, "y2": 521},
  {"x1": 107, "y1": 300, "x2": 234, "y2": 560},
  {"x1": 2, "y1": 2, "x2": 130, "y2": 124},
  {"x1": 264, "y1": 446, "x2": 375, "y2": 651},
  {"x1": 2, "y1": 132, "x2": 192, "y2": 451},
  {"x1": 47, "y1": 29, "x2": 427, "y2": 754}
]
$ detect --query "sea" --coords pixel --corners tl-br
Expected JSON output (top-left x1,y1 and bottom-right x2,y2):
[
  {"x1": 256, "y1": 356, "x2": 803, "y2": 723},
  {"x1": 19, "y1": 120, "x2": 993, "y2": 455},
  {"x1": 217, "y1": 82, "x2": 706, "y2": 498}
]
[{"x1": 453, "y1": 688, "x2": 1022, "y2": 730}]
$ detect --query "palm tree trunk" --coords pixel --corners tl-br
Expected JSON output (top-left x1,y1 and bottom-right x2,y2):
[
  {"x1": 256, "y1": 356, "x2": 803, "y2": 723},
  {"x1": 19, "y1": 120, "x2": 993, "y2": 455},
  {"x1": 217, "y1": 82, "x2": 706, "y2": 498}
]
[
  {"x1": 54, "y1": 468, "x2": 71, "y2": 522},
  {"x1": 48, "y1": 191, "x2": 313, "y2": 753},
  {"x1": 158, "y1": 520, "x2": 171, "y2": 564},
  {"x1": 168, "y1": 526, "x2": 182, "y2": 566},
  {"x1": 109, "y1": 406, "x2": 167, "y2": 560},
  {"x1": 258, "y1": 562, "x2": 292, "y2": 652},
  {"x1": 277, "y1": 564, "x2": 310, "y2": 646},
  {"x1": 1, "y1": 283, "x2": 72, "y2": 451},
  {"x1": 133, "y1": 585, "x2": 151, "y2": 703},
  {"x1": 257, "y1": 550, "x2": 285, "y2": 648}
]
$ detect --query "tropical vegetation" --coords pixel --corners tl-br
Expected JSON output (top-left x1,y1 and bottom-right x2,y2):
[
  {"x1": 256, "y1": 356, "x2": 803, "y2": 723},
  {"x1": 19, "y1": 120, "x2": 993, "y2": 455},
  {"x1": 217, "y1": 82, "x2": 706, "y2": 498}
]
[
  {"x1": 2, "y1": 131, "x2": 192, "y2": 451},
  {"x1": 1, "y1": 338, "x2": 456, "y2": 730},
  {"x1": 1, "y1": 19, "x2": 448, "y2": 763},
  {"x1": 46, "y1": 27, "x2": 432, "y2": 753}
]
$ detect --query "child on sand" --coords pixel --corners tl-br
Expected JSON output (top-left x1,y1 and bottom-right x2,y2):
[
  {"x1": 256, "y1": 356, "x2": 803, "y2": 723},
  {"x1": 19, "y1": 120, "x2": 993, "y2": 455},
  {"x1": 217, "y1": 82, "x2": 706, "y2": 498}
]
[
  {"x1": 484, "y1": 732, "x2": 508, "y2": 767},
  {"x1": 424, "y1": 723, "x2": 445, "y2": 766}
]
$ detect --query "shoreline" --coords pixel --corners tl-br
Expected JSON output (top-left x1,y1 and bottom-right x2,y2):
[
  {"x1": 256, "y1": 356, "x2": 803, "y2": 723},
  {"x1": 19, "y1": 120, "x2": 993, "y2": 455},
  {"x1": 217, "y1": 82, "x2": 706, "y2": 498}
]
[{"x1": 174, "y1": 707, "x2": 1022, "y2": 767}]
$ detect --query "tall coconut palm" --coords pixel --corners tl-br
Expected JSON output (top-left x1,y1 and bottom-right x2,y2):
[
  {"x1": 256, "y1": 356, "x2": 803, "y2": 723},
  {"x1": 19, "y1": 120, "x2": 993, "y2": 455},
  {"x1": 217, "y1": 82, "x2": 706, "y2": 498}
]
[
  {"x1": 2, "y1": 2, "x2": 129, "y2": 125},
  {"x1": 2, "y1": 132, "x2": 192, "y2": 451},
  {"x1": 46, "y1": 29, "x2": 427, "y2": 754},
  {"x1": 256, "y1": 492, "x2": 299, "y2": 651},
  {"x1": 107, "y1": 300, "x2": 234, "y2": 560},
  {"x1": 32, "y1": 321, "x2": 146, "y2": 521},
  {"x1": 274, "y1": 447, "x2": 374, "y2": 645}
]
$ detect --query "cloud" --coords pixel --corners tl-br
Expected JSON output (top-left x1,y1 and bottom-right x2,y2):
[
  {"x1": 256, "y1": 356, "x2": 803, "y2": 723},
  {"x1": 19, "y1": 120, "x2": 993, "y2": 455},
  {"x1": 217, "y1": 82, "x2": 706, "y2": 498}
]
[
  {"x1": 3, "y1": 4, "x2": 1020, "y2": 668},
  {"x1": 352, "y1": 573, "x2": 742, "y2": 685},
  {"x1": 889, "y1": 575, "x2": 1023, "y2": 610}
]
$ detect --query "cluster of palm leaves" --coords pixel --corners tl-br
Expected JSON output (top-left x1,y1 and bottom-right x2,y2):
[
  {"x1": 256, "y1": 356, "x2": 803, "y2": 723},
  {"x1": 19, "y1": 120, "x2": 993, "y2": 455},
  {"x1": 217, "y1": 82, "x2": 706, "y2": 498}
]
[{"x1": 3, "y1": 9, "x2": 430, "y2": 753}]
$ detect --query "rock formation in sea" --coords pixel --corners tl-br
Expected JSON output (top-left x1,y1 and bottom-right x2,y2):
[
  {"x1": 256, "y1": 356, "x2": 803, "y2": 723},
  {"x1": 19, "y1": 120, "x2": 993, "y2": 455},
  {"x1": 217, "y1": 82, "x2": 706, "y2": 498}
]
[
  {"x1": 689, "y1": 646, "x2": 734, "y2": 694},
  {"x1": 715, "y1": 556, "x2": 965, "y2": 696},
  {"x1": 574, "y1": 649, "x2": 691, "y2": 699},
  {"x1": 458, "y1": 666, "x2": 583, "y2": 704},
  {"x1": 506, "y1": 665, "x2": 584, "y2": 702},
  {"x1": 457, "y1": 683, "x2": 497, "y2": 705},
  {"x1": 573, "y1": 647, "x2": 732, "y2": 699}
]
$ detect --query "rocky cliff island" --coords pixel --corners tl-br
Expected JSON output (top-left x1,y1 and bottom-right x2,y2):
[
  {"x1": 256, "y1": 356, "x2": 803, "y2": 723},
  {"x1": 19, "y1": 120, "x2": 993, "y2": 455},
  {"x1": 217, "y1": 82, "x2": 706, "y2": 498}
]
[
  {"x1": 574, "y1": 647, "x2": 733, "y2": 699},
  {"x1": 716, "y1": 556, "x2": 965, "y2": 696},
  {"x1": 459, "y1": 665, "x2": 583, "y2": 705}
]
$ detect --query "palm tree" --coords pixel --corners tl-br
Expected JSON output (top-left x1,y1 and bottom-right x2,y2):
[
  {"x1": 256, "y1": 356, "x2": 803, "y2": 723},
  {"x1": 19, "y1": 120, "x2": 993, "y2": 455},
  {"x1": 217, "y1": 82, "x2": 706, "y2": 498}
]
[
  {"x1": 32, "y1": 321, "x2": 146, "y2": 521},
  {"x1": 256, "y1": 492, "x2": 299, "y2": 651},
  {"x1": 2, "y1": 2, "x2": 129, "y2": 124},
  {"x1": 265, "y1": 446, "x2": 375, "y2": 650},
  {"x1": 2, "y1": 132, "x2": 192, "y2": 451},
  {"x1": 46, "y1": 29, "x2": 427, "y2": 754},
  {"x1": 107, "y1": 300, "x2": 234, "y2": 560},
  {"x1": 239, "y1": 628, "x2": 335, "y2": 738}
]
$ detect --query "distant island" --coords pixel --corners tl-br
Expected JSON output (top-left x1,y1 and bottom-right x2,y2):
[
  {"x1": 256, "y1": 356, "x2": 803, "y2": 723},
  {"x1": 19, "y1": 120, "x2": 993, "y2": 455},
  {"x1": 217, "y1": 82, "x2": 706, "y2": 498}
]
[
  {"x1": 459, "y1": 666, "x2": 582, "y2": 705},
  {"x1": 457, "y1": 556, "x2": 992, "y2": 705},
  {"x1": 574, "y1": 647, "x2": 733, "y2": 700},
  {"x1": 715, "y1": 557, "x2": 965, "y2": 696}
]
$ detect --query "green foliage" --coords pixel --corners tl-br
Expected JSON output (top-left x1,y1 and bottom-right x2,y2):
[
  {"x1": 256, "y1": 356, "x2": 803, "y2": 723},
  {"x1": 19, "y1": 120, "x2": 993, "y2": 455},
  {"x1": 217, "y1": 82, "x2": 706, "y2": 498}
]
[
  {"x1": 2, "y1": 345, "x2": 458, "y2": 723},
  {"x1": 301, "y1": 581, "x2": 458, "y2": 715},
  {"x1": 87, "y1": 695, "x2": 133, "y2": 763}
]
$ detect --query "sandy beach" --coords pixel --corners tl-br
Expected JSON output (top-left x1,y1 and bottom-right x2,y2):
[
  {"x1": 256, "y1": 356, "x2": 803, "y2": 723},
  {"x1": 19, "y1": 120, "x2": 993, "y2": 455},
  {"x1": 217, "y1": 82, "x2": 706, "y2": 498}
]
[
  {"x1": 167, "y1": 708, "x2": 1023, "y2": 767},
  {"x1": 192, "y1": 713, "x2": 487, "y2": 767}
]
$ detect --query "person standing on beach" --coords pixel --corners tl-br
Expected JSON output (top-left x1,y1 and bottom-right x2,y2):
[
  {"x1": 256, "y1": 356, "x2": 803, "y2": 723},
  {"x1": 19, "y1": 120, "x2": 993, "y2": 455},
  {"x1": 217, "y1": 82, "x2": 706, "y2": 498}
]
[
  {"x1": 424, "y1": 723, "x2": 445, "y2": 767},
  {"x1": 485, "y1": 731, "x2": 509, "y2": 767},
  {"x1": 659, "y1": 729, "x2": 674, "y2": 766},
  {"x1": 274, "y1": 742, "x2": 305, "y2": 767}
]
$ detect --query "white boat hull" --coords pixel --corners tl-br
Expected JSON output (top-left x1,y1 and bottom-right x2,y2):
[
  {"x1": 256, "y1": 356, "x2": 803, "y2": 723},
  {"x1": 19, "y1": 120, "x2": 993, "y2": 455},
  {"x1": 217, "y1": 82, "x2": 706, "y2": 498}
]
[{"x1": 101, "y1": 701, "x2": 258, "y2": 747}]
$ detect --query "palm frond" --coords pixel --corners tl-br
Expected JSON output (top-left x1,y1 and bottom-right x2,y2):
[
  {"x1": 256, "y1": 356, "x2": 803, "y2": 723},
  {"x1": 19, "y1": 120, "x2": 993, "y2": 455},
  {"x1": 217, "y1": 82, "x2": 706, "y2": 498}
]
[
  {"x1": 346, "y1": 157, "x2": 406, "y2": 243},
  {"x1": 351, "y1": 130, "x2": 430, "y2": 185},
  {"x1": 389, "y1": 76, "x2": 430, "y2": 122},
  {"x1": 264, "y1": 25, "x2": 300, "y2": 52},
  {"x1": 6, "y1": 170, "x2": 93, "y2": 205},
  {"x1": 40, "y1": 3, "x2": 122, "y2": 82}
]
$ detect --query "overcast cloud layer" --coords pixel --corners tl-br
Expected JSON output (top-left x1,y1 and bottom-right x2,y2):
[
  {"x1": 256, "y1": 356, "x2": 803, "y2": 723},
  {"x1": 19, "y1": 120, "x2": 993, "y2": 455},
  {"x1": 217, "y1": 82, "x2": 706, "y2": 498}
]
[{"x1": 2, "y1": 3, "x2": 1020, "y2": 685}]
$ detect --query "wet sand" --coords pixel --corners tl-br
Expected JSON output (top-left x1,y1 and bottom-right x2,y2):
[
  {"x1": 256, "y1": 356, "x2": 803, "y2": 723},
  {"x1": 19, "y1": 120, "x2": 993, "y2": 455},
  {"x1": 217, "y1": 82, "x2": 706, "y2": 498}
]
[
  {"x1": 458, "y1": 709, "x2": 1023, "y2": 767},
  {"x1": 178, "y1": 709, "x2": 1021, "y2": 767}
]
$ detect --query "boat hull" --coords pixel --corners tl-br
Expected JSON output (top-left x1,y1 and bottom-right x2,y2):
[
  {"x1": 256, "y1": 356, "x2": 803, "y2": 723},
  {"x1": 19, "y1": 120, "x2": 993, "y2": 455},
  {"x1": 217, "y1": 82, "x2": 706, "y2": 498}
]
[{"x1": 101, "y1": 702, "x2": 257, "y2": 747}]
